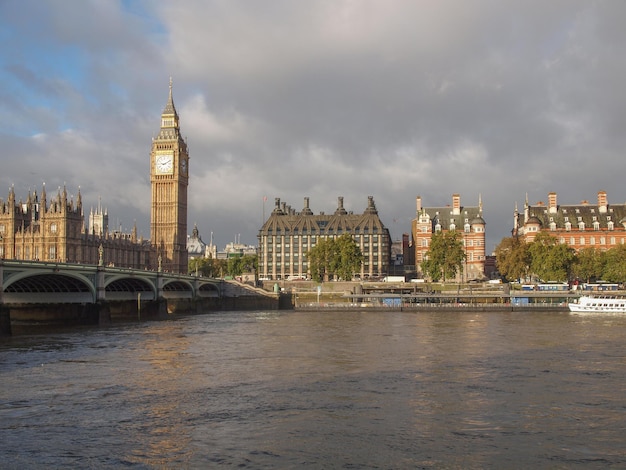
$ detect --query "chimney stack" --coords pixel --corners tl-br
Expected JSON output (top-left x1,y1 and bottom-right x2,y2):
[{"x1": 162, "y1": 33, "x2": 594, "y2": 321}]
[
  {"x1": 452, "y1": 194, "x2": 461, "y2": 215},
  {"x1": 598, "y1": 190, "x2": 608, "y2": 213},
  {"x1": 548, "y1": 192, "x2": 557, "y2": 214}
]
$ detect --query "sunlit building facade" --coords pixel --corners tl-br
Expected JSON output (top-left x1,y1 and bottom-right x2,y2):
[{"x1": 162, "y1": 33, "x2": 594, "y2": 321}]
[
  {"x1": 411, "y1": 194, "x2": 486, "y2": 281},
  {"x1": 257, "y1": 196, "x2": 392, "y2": 280},
  {"x1": 513, "y1": 190, "x2": 626, "y2": 252}
]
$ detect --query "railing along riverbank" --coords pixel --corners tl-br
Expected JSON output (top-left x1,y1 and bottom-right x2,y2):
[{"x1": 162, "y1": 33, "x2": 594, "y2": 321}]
[{"x1": 295, "y1": 302, "x2": 570, "y2": 312}]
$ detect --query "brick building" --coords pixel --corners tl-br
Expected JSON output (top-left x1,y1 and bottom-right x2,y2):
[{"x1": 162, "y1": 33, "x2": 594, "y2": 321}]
[
  {"x1": 411, "y1": 194, "x2": 486, "y2": 281},
  {"x1": 513, "y1": 190, "x2": 626, "y2": 251}
]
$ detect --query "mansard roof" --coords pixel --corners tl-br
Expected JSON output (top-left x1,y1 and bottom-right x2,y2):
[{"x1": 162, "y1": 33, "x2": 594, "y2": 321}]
[
  {"x1": 259, "y1": 196, "x2": 390, "y2": 235},
  {"x1": 525, "y1": 202, "x2": 626, "y2": 229},
  {"x1": 418, "y1": 205, "x2": 483, "y2": 231}
]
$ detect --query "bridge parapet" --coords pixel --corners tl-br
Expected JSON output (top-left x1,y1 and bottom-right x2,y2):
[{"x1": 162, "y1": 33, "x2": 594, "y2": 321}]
[{"x1": 0, "y1": 260, "x2": 224, "y2": 304}]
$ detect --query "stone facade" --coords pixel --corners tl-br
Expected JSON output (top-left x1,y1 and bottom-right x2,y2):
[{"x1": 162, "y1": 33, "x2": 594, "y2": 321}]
[
  {"x1": 149, "y1": 79, "x2": 189, "y2": 273},
  {"x1": 257, "y1": 196, "x2": 392, "y2": 280},
  {"x1": 411, "y1": 194, "x2": 486, "y2": 281},
  {"x1": 0, "y1": 185, "x2": 152, "y2": 267},
  {"x1": 513, "y1": 191, "x2": 626, "y2": 251},
  {"x1": 0, "y1": 81, "x2": 189, "y2": 273}
]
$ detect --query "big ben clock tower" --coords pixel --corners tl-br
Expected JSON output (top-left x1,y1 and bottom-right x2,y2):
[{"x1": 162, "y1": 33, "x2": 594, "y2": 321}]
[{"x1": 150, "y1": 79, "x2": 189, "y2": 273}]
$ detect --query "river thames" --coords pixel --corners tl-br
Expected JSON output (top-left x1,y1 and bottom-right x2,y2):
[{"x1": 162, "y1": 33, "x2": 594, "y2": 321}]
[{"x1": 1, "y1": 309, "x2": 625, "y2": 469}]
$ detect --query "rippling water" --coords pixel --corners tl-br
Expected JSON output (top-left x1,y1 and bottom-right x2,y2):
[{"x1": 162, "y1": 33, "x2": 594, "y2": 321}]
[{"x1": 1, "y1": 310, "x2": 625, "y2": 469}]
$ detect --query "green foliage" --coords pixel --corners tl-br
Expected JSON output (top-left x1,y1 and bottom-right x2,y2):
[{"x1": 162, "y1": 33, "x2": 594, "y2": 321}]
[
  {"x1": 602, "y1": 245, "x2": 626, "y2": 283},
  {"x1": 526, "y1": 232, "x2": 575, "y2": 282},
  {"x1": 495, "y1": 233, "x2": 626, "y2": 284},
  {"x1": 571, "y1": 247, "x2": 605, "y2": 283},
  {"x1": 188, "y1": 256, "x2": 227, "y2": 277},
  {"x1": 333, "y1": 234, "x2": 364, "y2": 281},
  {"x1": 422, "y1": 231, "x2": 466, "y2": 282},
  {"x1": 494, "y1": 236, "x2": 530, "y2": 282},
  {"x1": 306, "y1": 234, "x2": 363, "y2": 282},
  {"x1": 226, "y1": 254, "x2": 258, "y2": 277}
]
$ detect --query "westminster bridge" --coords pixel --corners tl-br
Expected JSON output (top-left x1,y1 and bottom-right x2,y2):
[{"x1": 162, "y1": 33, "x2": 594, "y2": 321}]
[{"x1": 0, "y1": 260, "x2": 281, "y2": 335}]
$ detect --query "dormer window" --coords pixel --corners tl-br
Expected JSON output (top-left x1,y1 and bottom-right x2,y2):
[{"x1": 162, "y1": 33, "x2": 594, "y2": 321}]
[
  {"x1": 565, "y1": 222, "x2": 572, "y2": 231},
  {"x1": 608, "y1": 221, "x2": 614, "y2": 231},
  {"x1": 550, "y1": 222, "x2": 557, "y2": 231},
  {"x1": 578, "y1": 221, "x2": 585, "y2": 230},
  {"x1": 593, "y1": 221, "x2": 600, "y2": 231}
]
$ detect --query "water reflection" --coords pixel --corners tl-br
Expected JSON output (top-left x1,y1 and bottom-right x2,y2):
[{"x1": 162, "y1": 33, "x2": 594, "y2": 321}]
[{"x1": 1, "y1": 310, "x2": 625, "y2": 468}]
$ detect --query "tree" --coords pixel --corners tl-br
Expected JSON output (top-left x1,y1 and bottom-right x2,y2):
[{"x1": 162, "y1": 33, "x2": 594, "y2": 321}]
[
  {"x1": 333, "y1": 234, "x2": 364, "y2": 281},
  {"x1": 226, "y1": 254, "x2": 258, "y2": 277},
  {"x1": 188, "y1": 256, "x2": 227, "y2": 277},
  {"x1": 527, "y1": 232, "x2": 575, "y2": 281},
  {"x1": 306, "y1": 237, "x2": 337, "y2": 282},
  {"x1": 571, "y1": 247, "x2": 605, "y2": 283},
  {"x1": 495, "y1": 236, "x2": 530, "y2": 282},
  {"x1": 306, "y1": 235, "x2": 363, "y2": 282},
  {"x1": 601, "y1": 245, "x2": 626, "y2": 283},
  {"x1": 422, "y1": 231, "x2": 466, "y2": 282}
]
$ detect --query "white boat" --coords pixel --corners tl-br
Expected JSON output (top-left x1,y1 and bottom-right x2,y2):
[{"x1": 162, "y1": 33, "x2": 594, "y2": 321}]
[{"x1": 568, "y1": 295, "x2": 626, "y2": 314}]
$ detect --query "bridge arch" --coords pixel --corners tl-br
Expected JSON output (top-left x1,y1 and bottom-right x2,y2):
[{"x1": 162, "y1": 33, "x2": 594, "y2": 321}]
[
  {"x1": 161, "y1": 279, "x2": 194, "y2": 299},
  {"x1": 2, "y1": 270, "x2": 96, "y2": 303},
  {"x1": 104, "y1": 275, "x2": 157, "y2": 301},
  {"x1": 197, "y1": 280, "x2": 220, "y2": 298}
]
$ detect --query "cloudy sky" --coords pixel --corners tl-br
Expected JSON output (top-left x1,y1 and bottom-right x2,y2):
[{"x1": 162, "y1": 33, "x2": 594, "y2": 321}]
[{"x1": 1, "y1": 0, "x2": 625, "y2": 253}]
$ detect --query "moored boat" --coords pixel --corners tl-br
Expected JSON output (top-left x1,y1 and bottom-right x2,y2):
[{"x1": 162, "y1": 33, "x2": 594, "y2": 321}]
[{"x1": 568, "y1": 295, "x2": 626, "y2": 314}]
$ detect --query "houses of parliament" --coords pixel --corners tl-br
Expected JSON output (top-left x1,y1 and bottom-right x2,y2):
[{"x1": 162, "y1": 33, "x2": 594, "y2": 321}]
[{"x1": 0, "y1": 81, "x2": 189, "y2": 274}]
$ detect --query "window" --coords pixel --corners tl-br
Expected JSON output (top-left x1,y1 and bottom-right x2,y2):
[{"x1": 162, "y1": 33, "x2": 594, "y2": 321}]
[
  {"x1": 608, "y1": 221, "x2": 614, "y2": 231},
  {"x1": 0, "y1": 224, "x2": 4, "y2": 233},
  {"x1": 48, "y1": 246, "x2": 56, "y2": 260},
  {"x1": 50, "y1": 223, "x2": 58, "y2": 233},
  {"x1": 565, "y1": 222, "x2": 572, "y2": 231},
  {"x1": 593, "y1": 221, "x2": 600, "y2": 231},
  {"x1": 580, "y1": 237, "x2": 585, "y2": 245},
  {"x1": 550, "y1": 222, "x2": 556, "y2": 231},
  {"x1": 578, "y1": 222, "x2": 585, "y2": 230}
]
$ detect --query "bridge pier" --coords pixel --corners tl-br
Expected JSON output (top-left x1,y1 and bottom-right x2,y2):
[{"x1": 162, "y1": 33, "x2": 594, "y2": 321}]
[
  {"x1": 0, "y1": 306, "x2": 11, "y2": 336},
  {"x1": 97, "y1": 302, "x2": 111, "y2": 325}
]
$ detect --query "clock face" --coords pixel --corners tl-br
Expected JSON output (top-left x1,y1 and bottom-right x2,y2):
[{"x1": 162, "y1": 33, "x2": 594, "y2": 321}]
[
  {"x1": 181, "y1": 158, "x2": 187, "y2": 174},
  {"x1": 155, "y1": 154, "x2": 173, "y2": 174}
]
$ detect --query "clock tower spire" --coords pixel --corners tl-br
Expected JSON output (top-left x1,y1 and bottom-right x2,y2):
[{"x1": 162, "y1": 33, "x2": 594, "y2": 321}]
[{"x1": 150, "y1": 78, "x2": 189, "y2": 273}]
